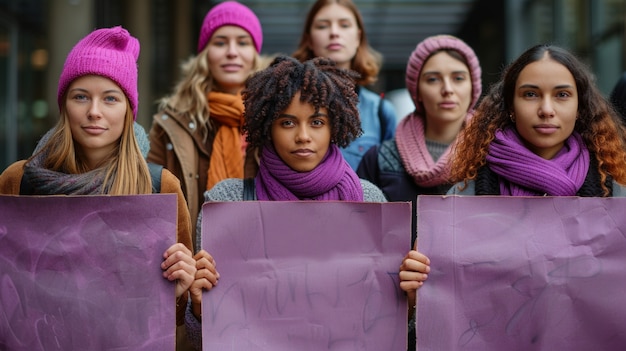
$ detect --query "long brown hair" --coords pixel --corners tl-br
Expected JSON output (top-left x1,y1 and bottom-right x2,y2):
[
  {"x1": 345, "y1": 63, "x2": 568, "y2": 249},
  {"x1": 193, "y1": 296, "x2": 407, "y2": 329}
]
[
  {"x1": 291, "y1": 0, "x2": 382, "y2": 86},
  {"x1": 33, "y1": 98, "x2": 152, "y2": 195}
]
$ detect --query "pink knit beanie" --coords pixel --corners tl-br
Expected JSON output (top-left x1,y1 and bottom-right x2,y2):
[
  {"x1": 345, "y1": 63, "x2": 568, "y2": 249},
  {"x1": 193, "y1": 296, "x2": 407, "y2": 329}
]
[
  {"x1": 197, "y1": 1, "x2": 263, "y2": 54},
  {"x1": 57, "y1": 26, "x2": 140, "y2": 119},
  {"x1": 405, "y1": 35, "x2": 482, "y2": 115}
]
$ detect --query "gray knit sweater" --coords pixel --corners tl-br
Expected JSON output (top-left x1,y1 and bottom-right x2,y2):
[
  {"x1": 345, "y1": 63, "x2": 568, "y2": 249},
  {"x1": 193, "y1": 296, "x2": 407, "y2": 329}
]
[{"x1": 204, "y1": 178, "x2": 388, "y2": 202}]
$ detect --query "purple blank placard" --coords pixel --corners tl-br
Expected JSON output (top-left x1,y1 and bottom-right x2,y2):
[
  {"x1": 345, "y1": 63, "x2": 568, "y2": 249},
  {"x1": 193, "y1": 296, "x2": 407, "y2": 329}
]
[
  {"x1": 0, "y1": 194, "x2": 177, "y2": 351},
  {"x1": 417, "y1": 195, "x2": 626, "y2": 350},
  {"x1": 201, "y1": 201, "x2": 411, "y2": 351}
]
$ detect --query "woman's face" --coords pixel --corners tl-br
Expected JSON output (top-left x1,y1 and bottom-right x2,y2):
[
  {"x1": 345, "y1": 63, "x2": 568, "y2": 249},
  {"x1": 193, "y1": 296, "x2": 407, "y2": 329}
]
[
  {"x1": 65, "y1": 75, "x2": 127, "y2": 169},
  {"x1": 308, "y1": 3, "x2": 361, "y2": 70},
  {"x1": 207, "y1": 25, "x2": 256, "y2": 94},
  {"x1": 418, "y1": 51, "x2": 472, "y2": 130},
  {"x1": 513, "y1": 56, "x2": 578, "y2": 159},
  {"x1": 271, "y1": 92, "x2": 331, "y2": 172}
]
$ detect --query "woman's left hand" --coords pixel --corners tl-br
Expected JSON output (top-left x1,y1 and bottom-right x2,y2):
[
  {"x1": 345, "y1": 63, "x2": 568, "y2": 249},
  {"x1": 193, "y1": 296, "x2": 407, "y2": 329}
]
[{"x1": 161, "y1": 243, "x2": 197, "y2": 298}]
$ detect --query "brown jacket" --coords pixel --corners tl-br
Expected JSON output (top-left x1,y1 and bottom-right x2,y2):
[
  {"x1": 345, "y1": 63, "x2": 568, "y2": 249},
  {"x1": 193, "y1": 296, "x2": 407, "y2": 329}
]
[
  {"x1": 147, "y1": 107, "x2": 259, "y2": 249},
  {"x1": 147, "y1": 108, "x2": 214, "y2": 248},
  {"x1": 0, "y1": 160, "x2": 192, "y2": 326}
]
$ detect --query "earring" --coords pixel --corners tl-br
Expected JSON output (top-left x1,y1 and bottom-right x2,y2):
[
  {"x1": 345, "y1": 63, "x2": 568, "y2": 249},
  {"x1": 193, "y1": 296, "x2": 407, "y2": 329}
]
[{"x1": 509, "y1": 113, "x2": 515, "y2": 122}]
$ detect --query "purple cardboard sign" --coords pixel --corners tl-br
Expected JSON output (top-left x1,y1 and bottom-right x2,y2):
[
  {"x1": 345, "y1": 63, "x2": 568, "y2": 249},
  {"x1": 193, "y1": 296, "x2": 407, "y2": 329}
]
[
  {"x1": 201, "y1": 201, "x2": 411, "y2": 351},
  {"x1": 417, "y1": 195, "x2": 626, "y2": 350},
  {"x1": 0, "y1": 194, "x2": 178, "y2": 351}
]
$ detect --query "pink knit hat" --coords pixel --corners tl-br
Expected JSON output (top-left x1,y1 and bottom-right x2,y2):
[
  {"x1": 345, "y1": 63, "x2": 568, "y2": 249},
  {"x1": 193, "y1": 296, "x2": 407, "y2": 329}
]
[
  {"x1": 405, "y1": 35, "x2": 482, "y2": 115},
  {"x1": 197, "y1": 1, "x2": 263, "y2": 53},
  {"x1": 57, "y1": 26, "x2": 140, "y2": 119}
]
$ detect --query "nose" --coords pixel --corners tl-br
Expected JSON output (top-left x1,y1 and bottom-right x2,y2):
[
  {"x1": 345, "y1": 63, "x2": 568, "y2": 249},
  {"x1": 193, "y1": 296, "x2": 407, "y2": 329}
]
[
  {"x1": 441, "y1": 78, "x2": 453, "y2": 95},
  {"x1": 538, "y1": 98, "x2": 555, "y2": 118},
  {"x1": 226, "y1": 41, "x2": 238, "y2": 57},
  {"x1": 330, "y1": 23, "x2": 340, "y2": 38},
  {"x1": 295, "y1": 126, "x2": 311, "y2": 143},
  {"x1": 87, "y1": 101, "x2": 102, "y2": 119}
]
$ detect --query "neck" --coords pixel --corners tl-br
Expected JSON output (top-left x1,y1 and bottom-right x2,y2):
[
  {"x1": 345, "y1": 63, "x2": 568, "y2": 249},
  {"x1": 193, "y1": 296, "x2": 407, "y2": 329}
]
[{"x1": 424, "y1": 115, "x2": 465, "y2": 144}]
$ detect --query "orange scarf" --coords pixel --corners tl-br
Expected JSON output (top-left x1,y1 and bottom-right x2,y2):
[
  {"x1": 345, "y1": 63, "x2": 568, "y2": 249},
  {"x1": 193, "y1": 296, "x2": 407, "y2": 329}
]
[{"x1": 206, "y1": 91, "x2": 247, "y2": 190}]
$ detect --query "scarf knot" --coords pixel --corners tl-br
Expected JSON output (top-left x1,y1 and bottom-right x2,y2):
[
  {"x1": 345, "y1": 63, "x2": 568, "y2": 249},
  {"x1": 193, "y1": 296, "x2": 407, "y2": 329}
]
[
  {"x1": 255, "y1": 144, "x2": 363, "y2": 201},
  {"x1": 486, "y1": 127, "x2": 590, "y2": 196}
]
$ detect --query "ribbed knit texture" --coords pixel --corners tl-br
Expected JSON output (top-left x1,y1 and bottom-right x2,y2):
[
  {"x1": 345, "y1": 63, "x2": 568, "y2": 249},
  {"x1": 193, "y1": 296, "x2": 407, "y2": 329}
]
[
  {"x1": 255, "y1": 144, "x2": 363, "y2": 201},
  {"x1": 206, "y1": 91, "x2": 245, "y2": 190},
  {"x1": 405, "y1": 35, "x2": 482, "y2": 113},
  {"x1": 197, "y1": 1, "x2": 263, "y2": 53},
  {"x1": 395, "y1": 114, "x2": 469, "y2": 187},
  {"x1": 57, "y1": 26, "x2": 140, "y2": 119},
  {"x1": 486, "y1": 128, "x2": 590, "y2": 196}
]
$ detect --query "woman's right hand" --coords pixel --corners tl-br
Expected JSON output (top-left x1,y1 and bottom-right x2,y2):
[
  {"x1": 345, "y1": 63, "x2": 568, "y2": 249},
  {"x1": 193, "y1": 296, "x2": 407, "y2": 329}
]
[{"x1": 190, "y1": 249, "x2": 220, "y2": 320}]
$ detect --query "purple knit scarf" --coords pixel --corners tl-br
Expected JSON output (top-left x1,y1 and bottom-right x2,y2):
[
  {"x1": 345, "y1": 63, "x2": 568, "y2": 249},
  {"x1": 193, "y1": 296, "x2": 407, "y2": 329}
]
[
  {"x1": 486, "y1": 128, "x2": 589, "y2": 196},
  {"x1": 255, "y1": 144, "x2": 363, "y2": 201}
]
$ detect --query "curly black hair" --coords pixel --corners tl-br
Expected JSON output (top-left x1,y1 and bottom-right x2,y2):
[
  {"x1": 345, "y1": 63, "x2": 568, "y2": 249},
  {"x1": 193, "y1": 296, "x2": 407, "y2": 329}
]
[{"x1": 242, "y1": 55, "x2": 362, "y2": 148}]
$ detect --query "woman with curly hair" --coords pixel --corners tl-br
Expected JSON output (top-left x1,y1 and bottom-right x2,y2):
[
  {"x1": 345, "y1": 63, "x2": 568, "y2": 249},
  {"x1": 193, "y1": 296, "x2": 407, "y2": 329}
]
[
  {"x1": 183, "y1": 55, "x2": 386, "y2": 350},
  {"x1": 292, "y1": 0, "x2": 399, "y2": 170},
  {"x1": 399, "y1": 44, "x2": 626, "y2": 339},
  {"x1": 147, "y1": 1, "x2": 264, "y2": 242}
]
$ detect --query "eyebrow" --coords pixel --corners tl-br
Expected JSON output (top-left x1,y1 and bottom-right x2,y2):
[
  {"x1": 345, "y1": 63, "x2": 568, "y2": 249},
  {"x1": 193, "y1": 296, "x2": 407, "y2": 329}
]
[
  {"x1": 278, "y1": 112, "x2": 329, "y2": 118},
  {"x1": 518, "y1": 84, "x2": 574, "y2": 89},
  {"x1": 68, "y1": 88, "x2": 123, "y2": 95}
]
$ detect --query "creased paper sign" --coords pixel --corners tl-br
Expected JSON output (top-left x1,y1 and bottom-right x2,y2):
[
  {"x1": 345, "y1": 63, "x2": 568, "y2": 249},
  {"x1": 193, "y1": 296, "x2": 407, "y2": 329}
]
[
  {"x1": 201, "y1": 201, "x2": 411, "y2": 351},
  {"x1": 417, "y1": 195, "x2": 626, "y2": 350},
  {"x1": 0, "y1": 194, "x2": 177, "y2": 351}
]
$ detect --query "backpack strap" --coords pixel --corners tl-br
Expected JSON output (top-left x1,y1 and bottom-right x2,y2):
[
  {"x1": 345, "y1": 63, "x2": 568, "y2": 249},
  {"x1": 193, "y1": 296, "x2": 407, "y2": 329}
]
[
  {"x1": 378, "y1": 93, "x2": 387, "y2": 143},
  {"x1": 242, "y1": 177, "x2": 257, "y2": 200},
  {"x1": 19, "y1": 176, "x2": 33, "y2": 195},
  {"x1": 147, "y1": 163, "x2": 163, "y2": 194}
]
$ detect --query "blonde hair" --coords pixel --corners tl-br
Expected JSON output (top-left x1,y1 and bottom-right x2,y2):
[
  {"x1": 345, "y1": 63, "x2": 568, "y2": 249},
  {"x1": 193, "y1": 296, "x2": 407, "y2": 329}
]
[
  {"x1": 158, "y1": 47, "x2": 261, "y2": 140},
  {"x1": 37, "y1": 98, "x2": 152, "y2": 195}
]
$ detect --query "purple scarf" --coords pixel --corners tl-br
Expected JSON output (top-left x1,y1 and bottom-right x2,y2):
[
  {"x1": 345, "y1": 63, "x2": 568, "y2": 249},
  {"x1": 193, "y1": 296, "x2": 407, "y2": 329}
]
[
  {"x1": 486, "y1": 128, "x2": 589, "y2": 196},
  {"x1": 255, "y1": 144, "x2": 363, "y2": 201}
]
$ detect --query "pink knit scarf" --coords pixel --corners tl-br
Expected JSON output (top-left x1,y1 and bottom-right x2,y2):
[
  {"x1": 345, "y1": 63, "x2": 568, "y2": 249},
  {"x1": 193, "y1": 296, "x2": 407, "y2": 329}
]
[{"x1": 395, "y1": 114, "x2": 464, "y2": 187}]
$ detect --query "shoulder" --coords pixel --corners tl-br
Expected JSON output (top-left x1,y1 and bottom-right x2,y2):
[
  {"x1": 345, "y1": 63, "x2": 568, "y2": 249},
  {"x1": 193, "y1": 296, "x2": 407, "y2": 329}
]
[
  {"x1": 358, "y1": 87, "x2": 379, "y2": 100},
  {"x1": 360, "y1": 179, "x2": 387, "y2": 202},
  {"x1": 159, "y1": 168, "x2": 183, "y2": 193},
  {"x1": 446, "y1": 180, "x2": 476, "y2": 195},
  {"x1": 205, "y1": 178, "x2": 244, "y2": 202},
  {"x1": 0, "y1": 160, "x2": 27, "y2": 195}
]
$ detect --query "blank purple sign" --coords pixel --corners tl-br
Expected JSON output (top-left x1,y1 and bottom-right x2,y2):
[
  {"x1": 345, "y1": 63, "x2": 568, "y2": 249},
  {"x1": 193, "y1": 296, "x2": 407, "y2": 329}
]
[
  {"x1": 417, "y1": 195, "x2": 626, "y2": 350},
  {"x1": 201, "y1": 201, "x2": 411, "y2": 351},
  {"x1": 0, "y1": 194, "x2": 178, "y2": 350}
]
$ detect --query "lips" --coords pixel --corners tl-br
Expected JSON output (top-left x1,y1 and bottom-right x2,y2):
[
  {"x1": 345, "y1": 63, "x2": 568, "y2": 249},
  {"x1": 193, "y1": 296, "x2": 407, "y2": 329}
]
[
  {"x1": 221, "y1": 64, "x2": 242, "y2": 72},
  {"x1": 292, "y1": 149, "x2": 315, "y2": 157},
  {"x1": 439, "y1": 101, "x2": 457, "y2": 109},
  {"x1": 83, "y1": 126, "x2": 107, "y2": 135},
  {"x1": 534, "y1": 125, "x2": 559, "y2": 134},
  {"x1": 327, "y1": 43, "x2": 343, "y2": 51}
]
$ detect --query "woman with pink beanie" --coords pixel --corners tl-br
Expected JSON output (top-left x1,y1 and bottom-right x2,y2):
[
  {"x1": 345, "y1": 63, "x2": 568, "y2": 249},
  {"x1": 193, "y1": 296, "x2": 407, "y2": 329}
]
[
  {"x1": 147, "y1": 1, "x2": 264, "y2": 245},
  {"x1": 358, "y1": 35, "x2": 482, "y2": 247},
  {"x1": 356, "y1": 34, "x2": 482, "y2": 350},
  {"x1": 0, "y1": 25, "x2": 197, "y2": 343}
]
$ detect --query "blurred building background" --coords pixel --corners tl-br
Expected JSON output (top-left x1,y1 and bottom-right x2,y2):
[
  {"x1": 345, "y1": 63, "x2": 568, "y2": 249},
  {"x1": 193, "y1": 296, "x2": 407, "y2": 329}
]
[{"x1": 1, "y1": 0, "x2": 625, "y2": 170}]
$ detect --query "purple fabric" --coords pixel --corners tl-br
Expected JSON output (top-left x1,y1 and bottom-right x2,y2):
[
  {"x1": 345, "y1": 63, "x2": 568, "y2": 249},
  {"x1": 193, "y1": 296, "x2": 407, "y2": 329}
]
[
  {"x1": 486, "y1": 128, "x2": 589, "y2": 196},
  {"x1": 255, "y1": 144, "x2": 363, "y2": 201}
]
